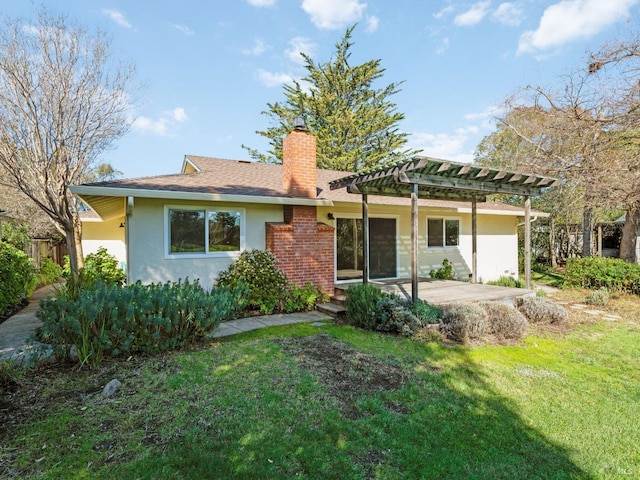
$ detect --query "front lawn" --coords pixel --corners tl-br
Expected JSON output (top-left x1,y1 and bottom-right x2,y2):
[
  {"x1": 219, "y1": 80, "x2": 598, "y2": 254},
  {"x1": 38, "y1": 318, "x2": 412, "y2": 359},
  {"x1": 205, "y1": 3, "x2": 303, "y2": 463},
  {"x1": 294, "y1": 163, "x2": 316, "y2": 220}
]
[{"x1": 1, "y1": 291, "x2": 639, "y2": 479}]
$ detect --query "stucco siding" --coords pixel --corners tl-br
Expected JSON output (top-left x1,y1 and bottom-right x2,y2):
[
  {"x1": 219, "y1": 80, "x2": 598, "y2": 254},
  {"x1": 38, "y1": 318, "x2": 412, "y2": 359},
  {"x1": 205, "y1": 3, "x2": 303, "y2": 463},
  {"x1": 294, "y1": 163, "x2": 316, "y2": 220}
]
[
  {"x1": 127, "y1": 198, "x2": 283, "y2": 288},
  {"x1": 81, "y1": 218, "x2": 127, "y2": 268}
]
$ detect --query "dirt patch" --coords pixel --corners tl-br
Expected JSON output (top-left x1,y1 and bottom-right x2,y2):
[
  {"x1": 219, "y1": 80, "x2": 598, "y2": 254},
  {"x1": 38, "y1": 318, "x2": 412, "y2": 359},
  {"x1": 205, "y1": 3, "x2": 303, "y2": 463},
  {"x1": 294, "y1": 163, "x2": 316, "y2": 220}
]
[{"x1": 276, "y1": 334, "x2": 407, "y2": 415}]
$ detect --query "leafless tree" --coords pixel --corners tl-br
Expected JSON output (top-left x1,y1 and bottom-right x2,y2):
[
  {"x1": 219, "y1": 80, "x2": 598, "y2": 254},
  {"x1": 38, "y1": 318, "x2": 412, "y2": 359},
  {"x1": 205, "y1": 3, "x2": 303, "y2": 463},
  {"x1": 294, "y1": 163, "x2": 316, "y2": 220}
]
[{"x1": 0, "y1": 9, "x2": 135, "y2": 277}]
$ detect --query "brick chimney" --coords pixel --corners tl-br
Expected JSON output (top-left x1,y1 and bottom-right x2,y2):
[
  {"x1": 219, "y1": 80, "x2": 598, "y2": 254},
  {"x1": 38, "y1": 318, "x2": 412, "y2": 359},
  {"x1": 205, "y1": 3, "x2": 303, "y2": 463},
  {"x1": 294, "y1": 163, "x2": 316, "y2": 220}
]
[{"x1": 282, "y1": 126, "x2": 317, "y2": 198}]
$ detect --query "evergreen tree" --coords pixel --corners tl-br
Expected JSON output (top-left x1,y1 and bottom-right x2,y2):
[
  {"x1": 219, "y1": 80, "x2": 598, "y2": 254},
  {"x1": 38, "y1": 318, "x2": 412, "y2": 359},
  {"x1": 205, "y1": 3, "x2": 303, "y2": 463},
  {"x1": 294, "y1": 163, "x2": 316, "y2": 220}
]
[{"x1": 243, "y1": 25, "x2": 417, "y2": 171}]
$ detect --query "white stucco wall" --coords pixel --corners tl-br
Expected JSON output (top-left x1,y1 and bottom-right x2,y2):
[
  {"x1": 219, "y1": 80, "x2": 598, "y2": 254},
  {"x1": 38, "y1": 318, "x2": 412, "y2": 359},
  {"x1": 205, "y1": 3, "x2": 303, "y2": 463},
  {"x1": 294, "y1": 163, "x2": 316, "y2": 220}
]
[
  {"x1": 126, "y1": 198, "x2": 283, "y2": 288},
  {"x1": 81, "y1": 217, "x2": 127, "y2": 268}
]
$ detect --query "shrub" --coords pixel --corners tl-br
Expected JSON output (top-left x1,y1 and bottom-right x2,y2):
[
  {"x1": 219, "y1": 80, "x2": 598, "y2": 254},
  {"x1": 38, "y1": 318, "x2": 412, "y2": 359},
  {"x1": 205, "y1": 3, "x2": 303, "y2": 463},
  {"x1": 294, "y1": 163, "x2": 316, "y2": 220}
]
[
  {"x1": 585, "y1": 287, "x2": 610, "y2": 307},
  {"x1": 564, "y1": 257, "x2": 640, "y2": 294},
  {"x1": 0, "y1": 241, "x2": 37, "y2": 316},
  {"x1": 430, "y1": 258, "x2": 455, "y2": 280},
  {"x1": 37, "y1": 279, "x2": 244, "y2": 367},
  {"x1": 1, "y1": 221, "x2": 31, "y2": 250},
  {"x1": 486, "y1": 275, "x2": 526, "y2": 289},
  {"x1": 216, "y1": 249, "x2": 288, "y2": 314},
  {"x1": 83, "y1": 247, "x2": 126, "y2": 286},
  {"x1": 440, "y1": 302, "x2": 487, "y2": 343},
  {"x1": 514, "y1": 296, "x2": 568, "y2": 325},
  {"x1": 36, "y1": 257, "x2": 63, "y2": 286},
  {"x1": 481, "y1": 301, "x2": 528, "y2": 340},
  {"x1": 409, "y1": 299, "x2": 441, "y2": 324},
  {"x1": 375, "y1": 296, "x2": 422, "y2": 336},
  {"x1": 345, "y1": 283, "x2": 391, "y2": 330},
  {"x1": 283, "y1": 283, "x2": 329, "y2": 313}
]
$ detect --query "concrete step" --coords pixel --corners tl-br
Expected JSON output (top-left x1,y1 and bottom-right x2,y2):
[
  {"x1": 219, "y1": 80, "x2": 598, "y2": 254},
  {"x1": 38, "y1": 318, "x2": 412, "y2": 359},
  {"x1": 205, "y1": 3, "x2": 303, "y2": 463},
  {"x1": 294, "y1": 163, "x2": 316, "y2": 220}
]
[
  {"x1": 316, "y1": 302, "x2": 346, "y2": 318},
  {"x1": 330, "y1": 294, "x2": 346, "y2": 307}
]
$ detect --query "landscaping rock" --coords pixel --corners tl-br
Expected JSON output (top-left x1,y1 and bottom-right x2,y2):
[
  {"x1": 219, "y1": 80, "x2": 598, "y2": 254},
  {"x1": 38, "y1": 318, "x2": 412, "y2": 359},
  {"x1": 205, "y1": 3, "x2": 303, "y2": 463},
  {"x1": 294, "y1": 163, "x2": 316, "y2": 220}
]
[{"x1": 102, "y1": 379, "x2": 122, "y2": 398}]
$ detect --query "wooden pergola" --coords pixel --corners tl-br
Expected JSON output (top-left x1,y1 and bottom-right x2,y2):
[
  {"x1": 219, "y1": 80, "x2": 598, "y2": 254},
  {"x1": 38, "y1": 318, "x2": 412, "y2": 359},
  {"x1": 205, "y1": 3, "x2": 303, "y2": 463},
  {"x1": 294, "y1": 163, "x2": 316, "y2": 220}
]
[{"x1": 329, "y1": 157, "x2": 559, "y2": 301}]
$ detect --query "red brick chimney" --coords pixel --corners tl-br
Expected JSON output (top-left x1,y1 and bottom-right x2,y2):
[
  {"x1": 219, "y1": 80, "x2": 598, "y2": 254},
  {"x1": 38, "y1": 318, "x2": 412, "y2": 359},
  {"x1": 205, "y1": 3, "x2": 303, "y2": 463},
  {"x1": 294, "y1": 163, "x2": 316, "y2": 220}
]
[{"x1": 282, "y1": 126, "x2": 317, "y2": 198}]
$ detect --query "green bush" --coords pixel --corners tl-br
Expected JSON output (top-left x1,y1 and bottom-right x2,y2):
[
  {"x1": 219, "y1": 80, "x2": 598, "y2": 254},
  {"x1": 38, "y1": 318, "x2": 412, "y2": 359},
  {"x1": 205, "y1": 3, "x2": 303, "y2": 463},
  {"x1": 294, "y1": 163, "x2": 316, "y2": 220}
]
[
  {"x1": 216, "y1": 249, "x2": 288, "y2": 314},
  {"x1": 409, "y1": 299, "x2": 441, "y2": 324},
  {"x1": 344, "y1": 283, "x2": 391, "y2": 330},
  {"x1": 486, "y1": 275, "x2": 526, "y2": 289},
  {"x1": 36, "y1": 257, "x2": 63, "y2": 286},
  {"x1": 585, "y1": 287, "x2": 610, "y2": 307},
  {"x1": 0, "y1": 241, "x2": 37, "y2": 316},
  {"x1": 1, "y1": 221, "x2": 31, "y2": 250},
  {"x1": 514, "y1": 296, "x2": 568, "y2": 325},
  {"x1": 430, "y1": 258, "x2": 455, "y2": 280},
  {"x1": 481, "y1": 301, "x2": 528, "y2": 340},
  {"x1": 440, "y1": 302, "x2": 487, "y2": 343},
  {"x1": 283, "y1": 283, "x2": 329, "y2": 313},
  {"x1": 37, "y1": 279, "x2": 244, "y2": 367},
  {"x1": 83, "y1": 247, "x2": 126, "y2": 285},
  {"x1": 375, "y1": 296, "x2": 422, "y2": 336},
  {"x1": 564, "y1": 257, "x2": 640, "y2": 294}
]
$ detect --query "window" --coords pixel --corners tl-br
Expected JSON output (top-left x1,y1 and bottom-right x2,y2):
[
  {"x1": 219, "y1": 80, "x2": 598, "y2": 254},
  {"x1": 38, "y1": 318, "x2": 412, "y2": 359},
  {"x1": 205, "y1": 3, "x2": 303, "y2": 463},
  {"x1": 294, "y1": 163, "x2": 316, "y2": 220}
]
[
  {"x1": 167, "y1": 207, "x2": 243, "y2": 256},
  {"x1": 427, "y1": 218, "x2": 459, "y2": 248}
]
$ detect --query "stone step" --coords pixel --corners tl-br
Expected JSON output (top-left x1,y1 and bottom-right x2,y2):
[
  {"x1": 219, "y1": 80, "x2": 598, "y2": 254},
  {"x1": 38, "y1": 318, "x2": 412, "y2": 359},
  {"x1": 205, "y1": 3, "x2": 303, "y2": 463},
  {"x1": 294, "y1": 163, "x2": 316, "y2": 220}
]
[
  {"x1": 316, "y1": 302, "x2": 346, "y2": 318},
  {"x1": 330, "y1": 294, "x2": 346, "y2": 307}
]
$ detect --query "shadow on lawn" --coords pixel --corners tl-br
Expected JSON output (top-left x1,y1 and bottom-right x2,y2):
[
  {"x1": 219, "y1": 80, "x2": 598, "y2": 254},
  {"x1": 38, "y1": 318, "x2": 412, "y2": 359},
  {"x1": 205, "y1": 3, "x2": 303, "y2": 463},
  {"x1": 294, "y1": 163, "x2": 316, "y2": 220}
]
[{"x1": 118, "y1": 333, "x2": 592, "y2": 479}]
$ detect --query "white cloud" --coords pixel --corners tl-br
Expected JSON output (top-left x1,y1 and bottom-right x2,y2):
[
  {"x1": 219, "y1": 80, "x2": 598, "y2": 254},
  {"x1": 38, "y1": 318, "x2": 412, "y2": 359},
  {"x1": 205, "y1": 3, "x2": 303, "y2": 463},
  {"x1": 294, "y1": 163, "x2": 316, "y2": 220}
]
[
  {"x1": 133, "y1": 107, "x2": 188, "y2": 136},
  {"x1": 492, "y1": 2, "x2": 524, "y2": 26},
  {"x1": 436, "y1": 36, "x2": 450, "y2": 55},
  {"x1": 171, "y1": 24, "x2": 194, "y2": 36},
  {"x1": 433, "y1": 5, "x2": 455, "y2": 19},
  {"x1": 101, "y1": 9, "x2": 132, "y2": 29},
  {"x1": 301, "y1": 0, "x2": 367, "y2": 30},
  {"x1": 365, "y1": 15, "x2": 380, "y2": 33},
  {"x1": 256, "y1": 69, "x2": 294, "y2": 87},
  {"x1": 518, "y1": 0, "x2": 639, "y2": 55},
  {"x1": 246, "y1": 0, "x2": 276, "y2": 6},
  {"x1": 409, "y1": 129, "x2": 476, "y2": 163},
  {"x1": 285, "y1": 37, "x2": 316, "y2": 64},
  {"x1": 454, "y1": 1, "x2": 491, "y2": 27},
  {"x1": 242, "y1": 38, "x2": 270, "y2": 56}
]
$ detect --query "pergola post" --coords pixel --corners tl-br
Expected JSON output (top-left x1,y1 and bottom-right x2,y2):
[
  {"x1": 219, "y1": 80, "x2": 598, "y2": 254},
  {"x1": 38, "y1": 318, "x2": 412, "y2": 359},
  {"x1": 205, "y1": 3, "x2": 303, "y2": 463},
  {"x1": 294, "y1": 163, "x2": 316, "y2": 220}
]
[
  {"x1": 411, "y1": 183, "x2": 419, "y2": 302},
  {"x1": 524, "y1": 195, "x2": 531, "y2": 290},
  {"x1": 472, "y1": 197, "x2": 477, "y2": 283},
  {"x1": 362, "y1": 194, "x2": 369, "y2": 284}
]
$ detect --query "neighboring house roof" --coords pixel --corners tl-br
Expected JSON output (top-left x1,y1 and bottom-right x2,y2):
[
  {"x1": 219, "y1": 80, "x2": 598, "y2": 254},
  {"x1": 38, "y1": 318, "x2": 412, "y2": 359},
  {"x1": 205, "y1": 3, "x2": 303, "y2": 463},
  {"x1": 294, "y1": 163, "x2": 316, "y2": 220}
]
[{"x1": 71, "y1": 155, "x2": 549, "y2": 220}]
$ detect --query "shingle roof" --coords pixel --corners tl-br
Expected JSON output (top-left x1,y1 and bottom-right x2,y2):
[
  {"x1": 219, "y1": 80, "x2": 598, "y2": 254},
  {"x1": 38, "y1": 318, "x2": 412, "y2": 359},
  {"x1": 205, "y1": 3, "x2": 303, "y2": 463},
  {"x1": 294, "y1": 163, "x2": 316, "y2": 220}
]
[{"x1": 74, "y1": 155, "x2": 546, "y2": 216}]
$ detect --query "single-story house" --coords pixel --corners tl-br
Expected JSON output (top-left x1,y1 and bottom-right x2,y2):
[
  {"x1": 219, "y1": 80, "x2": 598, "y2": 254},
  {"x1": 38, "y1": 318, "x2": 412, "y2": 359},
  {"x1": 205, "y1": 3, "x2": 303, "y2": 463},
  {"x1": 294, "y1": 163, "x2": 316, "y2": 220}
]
[{"x1": 70, "y1": 127, "x2": 554, "y2": 295}]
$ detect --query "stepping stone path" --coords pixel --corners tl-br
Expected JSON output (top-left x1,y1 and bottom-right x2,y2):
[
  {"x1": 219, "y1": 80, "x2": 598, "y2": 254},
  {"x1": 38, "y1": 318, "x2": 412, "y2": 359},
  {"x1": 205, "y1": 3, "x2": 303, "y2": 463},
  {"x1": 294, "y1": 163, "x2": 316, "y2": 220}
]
[{"x1": 567, "y1": 303, "x2": 622, "y2": 321}]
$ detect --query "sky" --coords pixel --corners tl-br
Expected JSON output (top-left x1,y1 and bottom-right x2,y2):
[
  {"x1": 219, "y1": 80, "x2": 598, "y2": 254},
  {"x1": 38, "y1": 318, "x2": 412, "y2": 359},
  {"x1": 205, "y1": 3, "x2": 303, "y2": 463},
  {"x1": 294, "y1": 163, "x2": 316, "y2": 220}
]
[{"x1": 4, "y1": 0, "x2": 640, "y2": 178}]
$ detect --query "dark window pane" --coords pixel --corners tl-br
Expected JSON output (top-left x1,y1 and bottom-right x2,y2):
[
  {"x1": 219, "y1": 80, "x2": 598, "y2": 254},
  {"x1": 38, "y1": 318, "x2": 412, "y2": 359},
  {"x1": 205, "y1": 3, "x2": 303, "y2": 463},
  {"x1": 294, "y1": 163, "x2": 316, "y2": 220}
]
[
  {"x1": 445, "y1": 219, "x2": 459, "y2": 247},
  {"x1": 428, "y1": 218, "x2": 443, "y2": 247},
  {"x1": 336, "y1": 218, "x2": 363, "y2": 280},
  {"x1": 208, "y1": 211, "x2": 241, "y2": 251},
  {"x1": 170, "y1": 209, "x2": 205, "y2": 253}
]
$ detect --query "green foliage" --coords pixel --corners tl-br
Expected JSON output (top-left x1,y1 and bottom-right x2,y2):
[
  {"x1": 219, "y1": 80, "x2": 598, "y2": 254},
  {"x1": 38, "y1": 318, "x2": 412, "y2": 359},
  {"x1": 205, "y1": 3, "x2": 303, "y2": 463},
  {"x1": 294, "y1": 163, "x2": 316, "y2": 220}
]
[
  {"x1": 375, "y1": 296, "x2": 422, "y2": 336},
  {"x1": 440, "y1": 302, "x2": 488, "y2": 343},
  {"x1": 1, "y1": 221, "x2": 31, "y2": 250},
  {"x1": 344, "y1": 283, "x2": 391, "y2": 330},
  {"x1": 243, "y1": 25, "x2": 418, "y2": 170},
  {"x1": 36, "y1": 257, "x2": 62, "y2": 286},
  {"x1": 429, "y1": 258, "x2": 455, "y2": 280},
  {"x1": 83, "y1": 247, "x2": 126, "y2": 285},
  {"x1": 283, "y1": 283, "x2": 329, "y2": 314},
  {"x1": 585, "y1": 287, "x2": 610, "y2": 306},
  {"x1": 408, "y1": 299, "x2": 441, "y2": 324},
  {"x1": 536, "y1": 288, "x2": 548, "y2": 297},
  {"x1": 216, "y1": 249, "x2": 288, "y2": 314},
  {"x1": 564, "y1": 257, "x2": 640, "y2": 294},
  {"x1": 37, "y1": 279, "x2": 244, "y2": 367},
  {"x1": 486, "y1": 275, "x2": 526, "y2": 289},
  {"x1": 0, "y1": 241, "x2": 36, "y2": 316},
  {"x1": 515, "y1": 296, "x2": 568, "y2": 325},
  {"x1": 481, "y1": 301, "x2": 529, "y2": 340}
]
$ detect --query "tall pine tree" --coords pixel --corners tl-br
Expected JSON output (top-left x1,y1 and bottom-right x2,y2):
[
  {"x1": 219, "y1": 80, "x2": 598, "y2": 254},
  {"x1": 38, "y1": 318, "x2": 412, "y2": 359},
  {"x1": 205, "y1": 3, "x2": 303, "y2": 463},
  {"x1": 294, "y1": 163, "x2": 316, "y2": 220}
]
[{"x1": 243, "y1": 25, "x2": 417, "y2": 171}]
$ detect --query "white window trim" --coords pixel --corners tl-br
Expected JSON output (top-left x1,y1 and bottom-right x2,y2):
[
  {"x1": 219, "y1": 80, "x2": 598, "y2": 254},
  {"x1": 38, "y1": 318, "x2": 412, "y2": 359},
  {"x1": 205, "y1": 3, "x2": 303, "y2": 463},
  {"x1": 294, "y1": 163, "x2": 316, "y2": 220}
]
[
  {"x1": 164, "y1": 205, "x2": 246, "y2": 259},
  {"x1": 426, "y1": 216, "x2": 460, "y2": 249}
]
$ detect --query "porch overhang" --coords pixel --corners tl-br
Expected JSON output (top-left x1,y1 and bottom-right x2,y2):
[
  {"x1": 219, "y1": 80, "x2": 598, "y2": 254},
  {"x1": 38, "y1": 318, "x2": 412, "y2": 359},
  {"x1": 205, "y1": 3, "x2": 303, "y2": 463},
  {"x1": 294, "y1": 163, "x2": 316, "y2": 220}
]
[{"x1": 329, "y1": 156, "x2": 559, "y2": 301}]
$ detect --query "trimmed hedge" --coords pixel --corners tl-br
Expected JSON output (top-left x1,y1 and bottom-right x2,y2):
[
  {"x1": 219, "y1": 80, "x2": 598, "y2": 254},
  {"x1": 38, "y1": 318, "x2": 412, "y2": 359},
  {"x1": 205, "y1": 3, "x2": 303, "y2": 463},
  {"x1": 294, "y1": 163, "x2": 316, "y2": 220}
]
[
  {"x1": 0, "y1": 241, "x2": 36, "y2": 316},
  {"x1": 564, "y1": 257, "x2": 640, "y2": 294}
]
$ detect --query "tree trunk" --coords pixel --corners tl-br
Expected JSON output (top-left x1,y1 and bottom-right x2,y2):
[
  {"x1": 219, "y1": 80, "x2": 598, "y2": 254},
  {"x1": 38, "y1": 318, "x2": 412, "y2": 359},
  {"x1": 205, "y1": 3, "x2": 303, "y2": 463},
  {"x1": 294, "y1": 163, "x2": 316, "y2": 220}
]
[
  {"x1": 620, "y1": 203, "x2": 639, "y2": 263},
  {"x1": 582, "y1": 205, "x2": 593, "y2": 257},
  {"x1": 64, "y1": 218, "x2": 84, "y2": 278},
  {"x1": 550, "y1": 217, "x2": 557, "y2": 268}
]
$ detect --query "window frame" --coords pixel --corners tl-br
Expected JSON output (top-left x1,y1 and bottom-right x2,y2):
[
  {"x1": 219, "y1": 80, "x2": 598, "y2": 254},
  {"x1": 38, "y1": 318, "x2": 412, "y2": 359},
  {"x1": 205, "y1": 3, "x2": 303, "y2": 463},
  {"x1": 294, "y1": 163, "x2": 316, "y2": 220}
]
[
  {"x1": 164, "y1": 205, "x2": 245, "y2": 259},
  {"x1": 426, "y1": 217, "x2": 460, "y2": 249}
]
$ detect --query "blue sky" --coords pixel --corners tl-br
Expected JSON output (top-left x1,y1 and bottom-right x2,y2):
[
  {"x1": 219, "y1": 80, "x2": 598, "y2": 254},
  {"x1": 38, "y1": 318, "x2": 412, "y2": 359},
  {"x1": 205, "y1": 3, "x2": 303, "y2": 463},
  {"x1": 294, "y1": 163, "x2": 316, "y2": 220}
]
[{"x1": 5, "y1": 0, "x2": 640, "y2": 178}]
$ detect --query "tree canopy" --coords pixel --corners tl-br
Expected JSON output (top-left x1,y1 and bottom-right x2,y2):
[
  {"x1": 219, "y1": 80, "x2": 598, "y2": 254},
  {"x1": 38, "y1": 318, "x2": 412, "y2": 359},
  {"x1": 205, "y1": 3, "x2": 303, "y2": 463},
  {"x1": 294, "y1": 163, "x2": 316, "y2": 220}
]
[
  {"x1": 0, "y1": 9, "x2": 135, "y2": 277},
  {"x1": 243, "y1": 25, "x2": 417, "y2": 171}
]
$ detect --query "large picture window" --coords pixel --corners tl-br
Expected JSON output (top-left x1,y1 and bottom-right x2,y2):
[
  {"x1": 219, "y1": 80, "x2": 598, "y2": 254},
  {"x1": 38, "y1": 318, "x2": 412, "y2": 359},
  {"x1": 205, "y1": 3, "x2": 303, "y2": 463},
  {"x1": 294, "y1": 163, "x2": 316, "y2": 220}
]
[
  {"x1": 168, "y1": 207, "x2": 243, "y2": 256},
  {"x1": 427, "y1": 218, "x2": 459, "y2": 248}
]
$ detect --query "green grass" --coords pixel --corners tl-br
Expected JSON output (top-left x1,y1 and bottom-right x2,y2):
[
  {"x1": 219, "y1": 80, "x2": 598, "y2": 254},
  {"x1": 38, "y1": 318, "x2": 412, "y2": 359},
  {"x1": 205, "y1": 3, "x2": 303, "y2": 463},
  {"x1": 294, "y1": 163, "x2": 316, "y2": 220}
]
[{"x1": 2, "y1": 298, "x2": 640, "y2": 479}]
